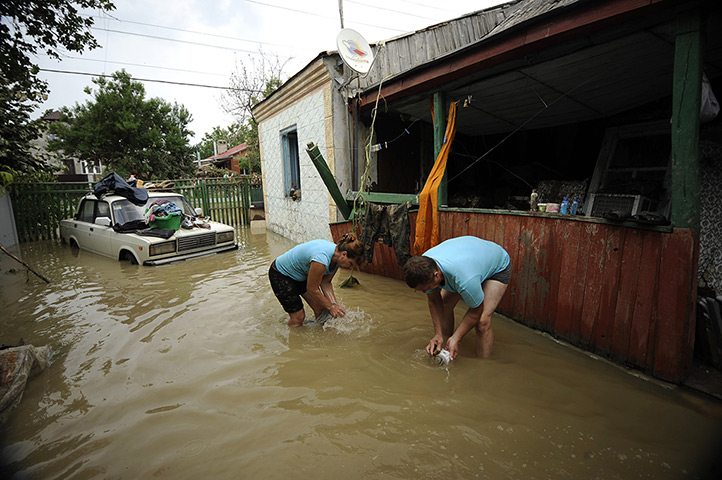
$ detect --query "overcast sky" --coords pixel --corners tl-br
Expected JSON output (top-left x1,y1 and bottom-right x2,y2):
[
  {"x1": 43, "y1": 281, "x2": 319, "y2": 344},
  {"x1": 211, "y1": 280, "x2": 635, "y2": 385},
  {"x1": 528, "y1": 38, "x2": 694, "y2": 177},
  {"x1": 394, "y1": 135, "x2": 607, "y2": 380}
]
[{"x1": 34, "y1": 0, "x2": 505, "y2": 143}]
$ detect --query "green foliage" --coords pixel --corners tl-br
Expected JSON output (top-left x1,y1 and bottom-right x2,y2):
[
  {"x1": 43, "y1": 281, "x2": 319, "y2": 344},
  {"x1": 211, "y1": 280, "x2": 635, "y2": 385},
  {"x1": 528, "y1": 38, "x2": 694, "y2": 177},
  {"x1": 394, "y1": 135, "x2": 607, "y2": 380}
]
[
  {"x1": 194, "y1": 124, "x2": 246, "y2": 160},
  {"x1": 219, "y1": 53, "x2": 285, "y2": 175},
  {"x1": 196, "y1": 164, "x2": 237, "y2": 178},
  {"x1": 48, "y1": 70, "x2": 196, "y2": 180},
  {"x1": 0, "y1": 0, "x2": 115, "y2": 183}
]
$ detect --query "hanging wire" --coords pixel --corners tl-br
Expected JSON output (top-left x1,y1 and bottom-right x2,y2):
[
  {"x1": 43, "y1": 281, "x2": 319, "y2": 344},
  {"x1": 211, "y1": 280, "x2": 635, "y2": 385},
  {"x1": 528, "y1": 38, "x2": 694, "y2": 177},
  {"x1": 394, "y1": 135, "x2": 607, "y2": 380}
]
[
  {"x1": 352, "y1": 72, "x2": 396, "y2": 230},
  {"x1": 446, "y1": 70, "x2": 604, "y2": 185}
]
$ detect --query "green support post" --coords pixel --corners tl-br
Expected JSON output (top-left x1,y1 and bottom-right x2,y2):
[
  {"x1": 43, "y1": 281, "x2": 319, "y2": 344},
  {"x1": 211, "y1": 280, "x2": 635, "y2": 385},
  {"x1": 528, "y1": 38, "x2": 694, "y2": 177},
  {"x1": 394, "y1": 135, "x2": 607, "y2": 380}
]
[
  {"x1": 671, "y1": 10, "x2": 702, "y2": 233},
  {"x1": 433, "y1": 92, "x2": 447, "y2": 208}
]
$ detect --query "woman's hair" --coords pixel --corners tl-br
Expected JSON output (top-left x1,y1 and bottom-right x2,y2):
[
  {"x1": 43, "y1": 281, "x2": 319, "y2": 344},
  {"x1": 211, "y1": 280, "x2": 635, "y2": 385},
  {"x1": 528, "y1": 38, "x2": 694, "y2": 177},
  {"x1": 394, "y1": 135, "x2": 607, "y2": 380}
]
[
  {"x1": 402, "y1": 256, "x2": 437, "y2": 287},
  {"x1": 337, "y1": 233, "x2": 365, "y2": 266}
]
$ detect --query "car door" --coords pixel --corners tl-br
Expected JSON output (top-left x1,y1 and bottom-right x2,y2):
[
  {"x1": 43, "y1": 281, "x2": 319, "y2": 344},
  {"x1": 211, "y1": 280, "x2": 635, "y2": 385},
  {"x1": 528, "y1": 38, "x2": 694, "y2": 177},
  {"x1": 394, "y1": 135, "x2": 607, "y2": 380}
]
[
  {"x1": 90, "y1": 200, "x2": 114, "y2": 257},
  {"x1": 72, "y1": 199, "x2": 112, "y2": 256}
]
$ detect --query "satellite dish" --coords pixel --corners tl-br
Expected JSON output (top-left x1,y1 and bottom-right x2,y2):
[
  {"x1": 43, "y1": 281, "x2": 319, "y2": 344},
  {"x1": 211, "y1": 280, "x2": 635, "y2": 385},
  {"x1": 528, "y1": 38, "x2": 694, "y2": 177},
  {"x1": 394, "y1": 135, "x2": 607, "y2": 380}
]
[{"x1": 336, "y1": 28, "x2": 374, "y2": 75}]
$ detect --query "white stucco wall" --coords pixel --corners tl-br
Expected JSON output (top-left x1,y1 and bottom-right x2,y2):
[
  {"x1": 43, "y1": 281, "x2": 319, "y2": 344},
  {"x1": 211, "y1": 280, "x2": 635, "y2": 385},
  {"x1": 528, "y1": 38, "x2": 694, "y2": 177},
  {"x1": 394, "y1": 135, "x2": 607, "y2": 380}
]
[{"x1": 259, "y1": 88, "x2": 333, "y2": 244}]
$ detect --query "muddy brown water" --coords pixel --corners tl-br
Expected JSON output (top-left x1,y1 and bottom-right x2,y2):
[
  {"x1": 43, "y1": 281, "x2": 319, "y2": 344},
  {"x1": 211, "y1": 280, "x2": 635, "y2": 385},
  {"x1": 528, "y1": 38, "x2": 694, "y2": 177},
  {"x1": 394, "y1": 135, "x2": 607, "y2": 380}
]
[{"x1": 1, "y1": 227, "x2": 721, "y2": 479}]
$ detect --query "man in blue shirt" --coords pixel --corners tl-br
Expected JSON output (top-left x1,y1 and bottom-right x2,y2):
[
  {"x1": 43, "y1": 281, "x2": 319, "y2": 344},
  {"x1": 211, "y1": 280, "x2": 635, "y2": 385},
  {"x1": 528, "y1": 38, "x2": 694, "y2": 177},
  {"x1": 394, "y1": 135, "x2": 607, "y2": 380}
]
[{"x1": 403, "y1": 236, "x2": 511, "y2": 360}]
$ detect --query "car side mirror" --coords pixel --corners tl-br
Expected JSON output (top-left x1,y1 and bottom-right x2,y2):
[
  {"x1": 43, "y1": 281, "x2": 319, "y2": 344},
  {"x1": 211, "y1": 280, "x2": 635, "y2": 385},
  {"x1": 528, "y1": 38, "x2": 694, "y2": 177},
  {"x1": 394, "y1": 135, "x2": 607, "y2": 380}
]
[
  {"x1": 95, "y1": 216, "x2": 112, "y2": 227},
  {"x1": 194, "y1": 207, "x2": 203, "y2": 216}
]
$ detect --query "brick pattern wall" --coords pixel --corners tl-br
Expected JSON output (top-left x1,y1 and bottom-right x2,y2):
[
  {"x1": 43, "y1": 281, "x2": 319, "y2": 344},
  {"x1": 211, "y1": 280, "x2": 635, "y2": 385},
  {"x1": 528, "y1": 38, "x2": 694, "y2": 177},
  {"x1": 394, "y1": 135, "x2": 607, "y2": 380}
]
[{"x1": 259, "y1": 89, "x2": 332, "y2": 244}]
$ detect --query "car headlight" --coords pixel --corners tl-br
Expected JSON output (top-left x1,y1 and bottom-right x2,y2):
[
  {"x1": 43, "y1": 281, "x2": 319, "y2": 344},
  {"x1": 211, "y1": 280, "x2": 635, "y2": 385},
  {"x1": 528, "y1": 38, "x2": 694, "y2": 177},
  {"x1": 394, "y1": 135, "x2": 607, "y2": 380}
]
[
  {"x1": 149, "y1": 240, "x2": 176, "y2": 256},
  {"x1": 217, "y1": 231, "x2": 234, "y2": 244}
]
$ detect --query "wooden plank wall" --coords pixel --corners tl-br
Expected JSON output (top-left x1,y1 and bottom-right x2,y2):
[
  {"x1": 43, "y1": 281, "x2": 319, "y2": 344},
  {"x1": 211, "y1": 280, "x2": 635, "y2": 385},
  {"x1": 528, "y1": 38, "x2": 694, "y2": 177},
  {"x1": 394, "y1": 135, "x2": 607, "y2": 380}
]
[{"x1": 331, "y1": 210, "x2": 698, "y2": 383}]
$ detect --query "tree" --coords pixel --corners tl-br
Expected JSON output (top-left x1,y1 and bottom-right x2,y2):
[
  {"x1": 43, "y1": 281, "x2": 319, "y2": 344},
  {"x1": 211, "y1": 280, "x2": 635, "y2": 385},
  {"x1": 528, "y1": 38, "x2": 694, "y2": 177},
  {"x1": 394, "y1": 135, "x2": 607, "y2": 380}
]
[
  {"x1": 220, "y1": 51, "x2": 286, "y2": 175},
  {"x1": 49, "y1": 70, "x2": 196, "y2": 180},
  {"x1": 222, "y1": 51, "x2": 287, "y2": 125},
  {"x1": 0, "y1": 0, "x2": 115, "y2": 183},
  {"x1": 194, "y1": 124, "x2": 246, "y2": 160}
]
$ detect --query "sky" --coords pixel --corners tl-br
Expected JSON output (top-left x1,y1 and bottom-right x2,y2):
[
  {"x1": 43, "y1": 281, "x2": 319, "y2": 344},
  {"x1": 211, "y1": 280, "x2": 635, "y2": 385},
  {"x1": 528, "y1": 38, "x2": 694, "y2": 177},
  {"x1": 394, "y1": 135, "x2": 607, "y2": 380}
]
[{"x1": 33, "y1": 0, "x2": 506, "y2": 143}]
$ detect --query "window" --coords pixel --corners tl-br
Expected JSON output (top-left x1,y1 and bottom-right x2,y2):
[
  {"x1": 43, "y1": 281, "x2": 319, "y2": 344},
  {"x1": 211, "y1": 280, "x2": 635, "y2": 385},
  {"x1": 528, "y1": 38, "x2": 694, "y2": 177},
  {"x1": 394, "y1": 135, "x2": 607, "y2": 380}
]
[
  {"x1": 81, "y1": 161, "x2": 103, "y2": 175},
  {"x1": 78, "y1": 200, "x2": 97, "y2": 222},
  {"x1": 281, "y1": 126, "x2": 300, "y2": 196}
]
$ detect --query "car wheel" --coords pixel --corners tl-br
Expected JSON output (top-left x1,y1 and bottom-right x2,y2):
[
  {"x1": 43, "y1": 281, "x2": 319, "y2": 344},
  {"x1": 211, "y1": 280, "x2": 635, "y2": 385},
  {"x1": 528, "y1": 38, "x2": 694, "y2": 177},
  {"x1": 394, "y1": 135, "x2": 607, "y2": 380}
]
[
  {"x1": 120, "y1": 251, "x2": 139, "y2": 265},
  {"x1": 68, "y1": 240, "x2": 80, "y2": 259}
]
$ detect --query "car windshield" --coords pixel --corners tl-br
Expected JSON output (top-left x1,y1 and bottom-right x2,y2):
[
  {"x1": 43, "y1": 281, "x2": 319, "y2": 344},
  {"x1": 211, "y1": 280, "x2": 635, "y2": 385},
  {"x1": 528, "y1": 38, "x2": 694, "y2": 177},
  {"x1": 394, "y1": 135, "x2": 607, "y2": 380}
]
[{"x1": 111, "y1": 195, "x2": 196, "y2": 225}]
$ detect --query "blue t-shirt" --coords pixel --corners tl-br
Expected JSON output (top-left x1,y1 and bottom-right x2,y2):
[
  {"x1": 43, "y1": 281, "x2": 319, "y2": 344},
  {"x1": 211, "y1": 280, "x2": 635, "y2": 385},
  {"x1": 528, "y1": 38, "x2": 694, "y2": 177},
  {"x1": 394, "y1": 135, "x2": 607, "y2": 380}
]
[
  {"x1": 275, "y1": 239, "x2": 338, "y2": 282},
  {"x1": 423, "y1": 236, "x2": 510, "y2": 308}
]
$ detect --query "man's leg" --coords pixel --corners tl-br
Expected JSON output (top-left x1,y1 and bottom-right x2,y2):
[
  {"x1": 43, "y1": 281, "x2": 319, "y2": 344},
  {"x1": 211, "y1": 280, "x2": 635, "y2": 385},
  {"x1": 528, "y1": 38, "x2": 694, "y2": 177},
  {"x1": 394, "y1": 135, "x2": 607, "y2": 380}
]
[
  {"x1": 440, "y1": 291, "x2": 461, "y2": 337},
  {"x1": 475, "y1": 279, "x2": 508, "y2": 357}
]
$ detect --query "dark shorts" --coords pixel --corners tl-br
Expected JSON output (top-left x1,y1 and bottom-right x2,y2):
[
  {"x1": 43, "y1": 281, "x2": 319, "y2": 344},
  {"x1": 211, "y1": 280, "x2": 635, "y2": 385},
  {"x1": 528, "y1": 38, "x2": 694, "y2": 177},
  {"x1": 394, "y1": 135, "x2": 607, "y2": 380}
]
[
  {"x1": 488, "y1": 262, "x2": 512, "y2": 285},
  {"x1": 269, "y1": 261, "x2": 307, "y2": 313}
]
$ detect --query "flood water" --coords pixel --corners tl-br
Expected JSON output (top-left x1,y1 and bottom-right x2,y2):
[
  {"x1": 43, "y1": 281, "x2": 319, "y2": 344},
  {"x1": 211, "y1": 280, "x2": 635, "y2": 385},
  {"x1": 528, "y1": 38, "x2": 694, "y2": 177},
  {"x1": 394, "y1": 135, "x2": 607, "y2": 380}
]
[{"x1": 1, "y1": 225, "x2": 721, "y2": 479}]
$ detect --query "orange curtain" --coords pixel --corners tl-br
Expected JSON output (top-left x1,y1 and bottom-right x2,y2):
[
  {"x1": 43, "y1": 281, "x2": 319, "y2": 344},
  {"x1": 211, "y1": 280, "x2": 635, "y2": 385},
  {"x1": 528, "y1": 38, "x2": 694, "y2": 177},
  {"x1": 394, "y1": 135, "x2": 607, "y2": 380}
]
[{"x1": 414, "y1": 101, "x2": 457, "y2": 254}]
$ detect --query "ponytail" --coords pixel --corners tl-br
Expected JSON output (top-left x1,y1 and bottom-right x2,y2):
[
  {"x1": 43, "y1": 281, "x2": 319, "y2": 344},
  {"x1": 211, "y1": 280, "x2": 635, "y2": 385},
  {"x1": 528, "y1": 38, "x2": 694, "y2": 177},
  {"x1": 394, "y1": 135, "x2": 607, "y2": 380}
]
[{"x1": 337, "y1": 233, "x2": 365, "y2": 265}]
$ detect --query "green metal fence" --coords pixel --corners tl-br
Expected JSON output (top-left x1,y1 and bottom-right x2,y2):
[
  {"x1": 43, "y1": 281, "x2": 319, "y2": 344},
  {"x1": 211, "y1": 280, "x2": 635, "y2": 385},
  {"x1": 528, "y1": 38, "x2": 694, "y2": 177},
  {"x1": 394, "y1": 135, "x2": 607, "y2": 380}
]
[{"x1": 10, "y1": 177, "x2": 262, "y2": 243}]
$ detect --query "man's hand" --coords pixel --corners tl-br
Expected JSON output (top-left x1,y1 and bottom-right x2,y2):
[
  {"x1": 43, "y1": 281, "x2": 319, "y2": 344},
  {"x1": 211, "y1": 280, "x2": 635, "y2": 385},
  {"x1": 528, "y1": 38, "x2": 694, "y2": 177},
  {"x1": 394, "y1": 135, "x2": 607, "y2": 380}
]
[
  {"x1": 446, "y1": 337, "x2": 460, "y2": 360},
  {"x1": 426, "y1": 334, "x2": 444, "y2": 355}
]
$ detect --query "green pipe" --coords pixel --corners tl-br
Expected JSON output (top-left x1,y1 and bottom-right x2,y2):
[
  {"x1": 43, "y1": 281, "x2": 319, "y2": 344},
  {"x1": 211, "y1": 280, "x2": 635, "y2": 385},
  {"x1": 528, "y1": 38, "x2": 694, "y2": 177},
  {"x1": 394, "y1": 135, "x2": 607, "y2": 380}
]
[{"x1": 305, "y1": 142, "x2": 353, "y2": 220}]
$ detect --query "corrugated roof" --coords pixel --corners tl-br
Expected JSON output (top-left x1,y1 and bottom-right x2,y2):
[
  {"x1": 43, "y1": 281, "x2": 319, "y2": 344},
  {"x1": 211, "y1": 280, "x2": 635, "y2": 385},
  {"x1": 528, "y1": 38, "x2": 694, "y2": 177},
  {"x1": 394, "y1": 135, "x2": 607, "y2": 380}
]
[{"x1": 356, "y1": 0, "x2": 582, "y2": 89}]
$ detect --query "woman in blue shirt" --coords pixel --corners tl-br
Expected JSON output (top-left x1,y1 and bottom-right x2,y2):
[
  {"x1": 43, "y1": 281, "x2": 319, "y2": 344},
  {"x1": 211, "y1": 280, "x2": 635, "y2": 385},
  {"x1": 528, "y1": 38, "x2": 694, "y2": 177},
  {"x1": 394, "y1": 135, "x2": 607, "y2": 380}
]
[
  {"x1": 403, "y1": 236, "x2": 511, "y2": 360},
  {"x1": 269, "y1": 233, "x2": 364, "y2": 326}
]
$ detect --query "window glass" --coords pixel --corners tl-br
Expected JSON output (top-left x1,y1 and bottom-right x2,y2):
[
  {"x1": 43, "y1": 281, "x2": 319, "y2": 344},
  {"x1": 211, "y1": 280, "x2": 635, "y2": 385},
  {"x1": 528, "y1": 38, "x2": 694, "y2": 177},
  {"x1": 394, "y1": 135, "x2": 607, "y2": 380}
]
[
  {"x1": 281, "y1": 127, "x2": 300, "y2": 195},
  {"x1": 78, "y1": 200, "x2": 95, "y2": 222},
  {"x1": 111, "y1": 195, "x2": 196, "y2": 226},
  {"x1": 96, "y1": 201, "x2": 110, "y2": 220}
]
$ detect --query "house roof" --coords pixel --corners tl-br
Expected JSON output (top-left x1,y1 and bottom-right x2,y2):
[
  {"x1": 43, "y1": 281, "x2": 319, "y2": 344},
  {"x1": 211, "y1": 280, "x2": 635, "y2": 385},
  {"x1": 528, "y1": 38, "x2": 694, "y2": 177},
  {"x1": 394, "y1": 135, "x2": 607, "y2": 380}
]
[
  {"x1": 205, "y1": 142, "x2": 248, "y2": 161},
  {"x1": 253, "y1": 0, "x2": 721, "y2": 136},
  {"x1": 358, "y1": 0, "x2": 722, "y2": 136}
]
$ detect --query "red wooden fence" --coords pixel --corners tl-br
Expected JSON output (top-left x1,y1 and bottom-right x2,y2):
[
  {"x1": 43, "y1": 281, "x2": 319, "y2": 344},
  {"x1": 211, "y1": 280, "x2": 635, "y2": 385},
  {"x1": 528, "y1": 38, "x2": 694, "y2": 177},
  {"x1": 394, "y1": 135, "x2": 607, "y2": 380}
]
[{"x1": 331, "y1": 210, "x2": 698, "y2": 383}]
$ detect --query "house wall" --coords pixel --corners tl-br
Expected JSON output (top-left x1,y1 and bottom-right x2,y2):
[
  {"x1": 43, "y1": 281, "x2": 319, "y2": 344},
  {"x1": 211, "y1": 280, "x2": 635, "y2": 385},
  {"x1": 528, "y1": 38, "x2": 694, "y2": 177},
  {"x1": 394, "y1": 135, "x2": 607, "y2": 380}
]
[{"x1": 258, "y1": 88, "x2": 334, "y2": 243}]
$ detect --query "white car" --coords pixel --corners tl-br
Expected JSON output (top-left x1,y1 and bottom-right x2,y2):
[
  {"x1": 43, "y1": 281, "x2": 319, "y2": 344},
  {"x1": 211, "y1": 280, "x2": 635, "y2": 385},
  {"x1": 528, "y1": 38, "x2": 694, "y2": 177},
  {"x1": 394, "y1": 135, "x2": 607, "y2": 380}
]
[{"x1": 60, "y1": 191, "x2": 238, "y2": 266}]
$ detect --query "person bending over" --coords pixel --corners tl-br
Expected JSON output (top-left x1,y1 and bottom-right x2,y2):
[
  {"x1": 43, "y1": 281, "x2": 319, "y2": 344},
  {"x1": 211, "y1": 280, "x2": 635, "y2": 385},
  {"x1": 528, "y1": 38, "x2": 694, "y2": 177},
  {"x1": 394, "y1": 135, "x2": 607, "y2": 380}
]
[
  {"x1": 403, "y1": 236, "x2": 511, "y2": 360},
  {"x1": 269, "y1": 233, "x2": 364, "y2": 327}
]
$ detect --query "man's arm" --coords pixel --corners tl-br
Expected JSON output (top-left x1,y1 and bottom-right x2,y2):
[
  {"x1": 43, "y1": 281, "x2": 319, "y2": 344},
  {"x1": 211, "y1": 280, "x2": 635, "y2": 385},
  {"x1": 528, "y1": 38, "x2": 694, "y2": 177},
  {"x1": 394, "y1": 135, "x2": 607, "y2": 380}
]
[
  {"x1": 426, "y1": 290, "x2": 445, "y2": 354},
  {"x1": 446, "y1": 304, "x2": 484, "y2": 360}
]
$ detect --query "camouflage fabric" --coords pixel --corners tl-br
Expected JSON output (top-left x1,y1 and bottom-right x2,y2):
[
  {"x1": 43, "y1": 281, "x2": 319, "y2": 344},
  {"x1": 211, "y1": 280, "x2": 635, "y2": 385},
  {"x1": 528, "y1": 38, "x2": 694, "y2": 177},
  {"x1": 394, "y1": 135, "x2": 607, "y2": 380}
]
[{"x1": 361, "y1": 202, "x2": 411, "y2": 266}]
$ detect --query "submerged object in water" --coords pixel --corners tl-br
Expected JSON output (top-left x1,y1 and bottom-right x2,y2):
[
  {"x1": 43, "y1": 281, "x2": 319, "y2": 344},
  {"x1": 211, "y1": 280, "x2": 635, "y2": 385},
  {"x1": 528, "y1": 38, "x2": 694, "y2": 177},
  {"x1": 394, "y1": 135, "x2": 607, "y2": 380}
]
[{"x1": 433, "y1": 349, "x2": 451, "y2": 366}]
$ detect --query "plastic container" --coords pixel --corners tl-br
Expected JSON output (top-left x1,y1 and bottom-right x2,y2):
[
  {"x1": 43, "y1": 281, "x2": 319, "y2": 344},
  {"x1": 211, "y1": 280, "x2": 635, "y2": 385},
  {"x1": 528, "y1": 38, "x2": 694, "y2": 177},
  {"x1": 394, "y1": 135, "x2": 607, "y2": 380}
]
[
  {"x1": 538, "y1": 203, "x2": 547, "y2": 212},
  {"x1": 433, "y1": 349, "x2": 452, "y2": 366},
  {"x1": 530, "y1": 189, "x2": 539, "y2": 212},
  {"x1": 546, "y1": 203, "x2": 560, "y2": 213},
  {"x1": 570, "y1": 197, "x2": 579, "y2": 215},
  {"x1": 150, "y1": 214, "x2": 181, "y2": 230},
  {"x1": 560, "y1": 196, "x2": 569, "y2": 214}
]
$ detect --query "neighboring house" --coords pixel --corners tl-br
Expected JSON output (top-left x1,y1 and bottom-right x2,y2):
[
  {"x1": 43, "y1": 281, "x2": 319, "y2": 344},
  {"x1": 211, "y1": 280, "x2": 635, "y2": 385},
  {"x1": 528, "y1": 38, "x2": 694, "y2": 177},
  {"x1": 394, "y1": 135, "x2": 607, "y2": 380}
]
[
  {"x1": 202, "y1": 142, "x2": 249, "y2": 176},
  {"x1": 253, "y1": 0, "x2": 722, "y2": 383},
  {"x1": 31, "y1": 111, "x2": 103, "y2": 182}
]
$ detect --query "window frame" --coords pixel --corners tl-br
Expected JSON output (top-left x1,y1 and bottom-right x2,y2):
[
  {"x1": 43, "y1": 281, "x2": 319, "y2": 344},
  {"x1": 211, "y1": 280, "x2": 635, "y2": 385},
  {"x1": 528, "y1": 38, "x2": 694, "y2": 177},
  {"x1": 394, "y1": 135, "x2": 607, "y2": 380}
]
[{"x1": 280, "y1": 125, "x2": 300, "y2": 196}]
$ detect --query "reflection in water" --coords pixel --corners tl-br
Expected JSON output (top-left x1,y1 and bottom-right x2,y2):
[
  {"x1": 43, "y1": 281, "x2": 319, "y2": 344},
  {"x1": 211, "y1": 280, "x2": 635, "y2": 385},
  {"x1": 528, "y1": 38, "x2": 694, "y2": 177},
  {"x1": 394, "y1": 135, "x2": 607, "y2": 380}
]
[{"x1": 1, "y1": 228, "x2": 721, "y2": 479}]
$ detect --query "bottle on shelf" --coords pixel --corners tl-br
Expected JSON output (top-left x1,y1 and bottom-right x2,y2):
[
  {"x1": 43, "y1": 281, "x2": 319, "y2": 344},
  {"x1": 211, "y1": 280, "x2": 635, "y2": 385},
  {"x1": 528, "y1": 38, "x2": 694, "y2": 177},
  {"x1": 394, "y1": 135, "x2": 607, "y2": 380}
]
[
  {"x1": 530, "y1": 189, "x2": 539, "y2": 212},
  {"x1": 570, "y1": 197, "x2": 579, "y2": 215},
  {"x1": 560, "y1": 196, "x2": 569, "y2": 215}
]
